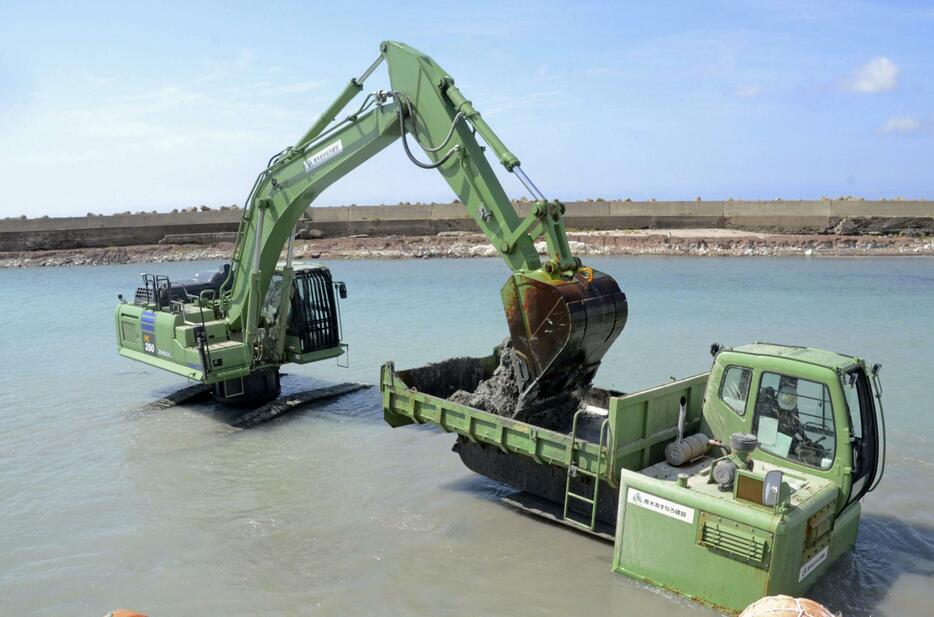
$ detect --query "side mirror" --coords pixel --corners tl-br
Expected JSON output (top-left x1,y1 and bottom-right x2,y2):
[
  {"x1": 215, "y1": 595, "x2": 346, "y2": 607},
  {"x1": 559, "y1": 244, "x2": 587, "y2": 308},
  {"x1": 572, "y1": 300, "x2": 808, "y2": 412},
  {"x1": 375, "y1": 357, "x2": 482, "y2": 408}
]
[
  {"x1": 336, "y1": 282, "x2": 348, "y2": 299},
  {"x1": 871, "y1": 363, "x2": 882, "y2": 376},
  {"x1": 762, "y1": 469, "x2": 783, "y2": 507}
]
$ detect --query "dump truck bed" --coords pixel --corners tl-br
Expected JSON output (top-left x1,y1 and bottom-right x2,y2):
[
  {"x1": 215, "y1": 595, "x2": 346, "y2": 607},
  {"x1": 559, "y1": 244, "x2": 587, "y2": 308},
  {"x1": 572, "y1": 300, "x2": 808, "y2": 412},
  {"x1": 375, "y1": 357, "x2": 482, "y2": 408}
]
[
  {"x1": 382, "y1": 357, "x2": 615, "y2": 479},
  {"x1": 381, "y1": 351, "x2": 710, "y2": 531}
]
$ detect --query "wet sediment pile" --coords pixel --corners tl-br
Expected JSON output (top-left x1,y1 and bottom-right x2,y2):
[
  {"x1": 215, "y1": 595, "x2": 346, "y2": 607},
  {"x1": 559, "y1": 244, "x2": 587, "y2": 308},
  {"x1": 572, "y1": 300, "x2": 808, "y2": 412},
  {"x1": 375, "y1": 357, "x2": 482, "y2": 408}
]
[{"x1": 448, "y1": 340, "x2": 582, "y2": 431}]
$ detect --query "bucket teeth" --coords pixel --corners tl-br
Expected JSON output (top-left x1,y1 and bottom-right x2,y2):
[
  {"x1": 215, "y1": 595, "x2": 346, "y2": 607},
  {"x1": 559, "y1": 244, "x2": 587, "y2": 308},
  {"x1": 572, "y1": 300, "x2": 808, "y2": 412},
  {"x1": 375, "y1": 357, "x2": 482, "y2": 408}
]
[{"x1": 501, "y1": 268, "x2": 628, "y2": 407}]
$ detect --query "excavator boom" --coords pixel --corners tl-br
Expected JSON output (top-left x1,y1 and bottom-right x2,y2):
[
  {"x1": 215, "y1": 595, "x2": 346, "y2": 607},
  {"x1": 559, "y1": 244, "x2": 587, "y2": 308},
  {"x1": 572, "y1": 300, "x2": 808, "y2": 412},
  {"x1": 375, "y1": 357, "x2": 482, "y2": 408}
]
[
  {"x1": 115, "y1": 41, "x2": 627, "y2": 411},
  {"x1": 377, "y1": 41, "x2": 627, "y2": 407}
]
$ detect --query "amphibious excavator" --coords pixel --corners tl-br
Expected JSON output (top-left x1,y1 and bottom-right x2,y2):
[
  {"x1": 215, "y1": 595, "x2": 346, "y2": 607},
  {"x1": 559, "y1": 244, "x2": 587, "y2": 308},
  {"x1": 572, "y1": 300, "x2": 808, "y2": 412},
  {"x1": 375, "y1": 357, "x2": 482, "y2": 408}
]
[{"x1": 115, "y1": 41, "x2": 626, "y2": 412}]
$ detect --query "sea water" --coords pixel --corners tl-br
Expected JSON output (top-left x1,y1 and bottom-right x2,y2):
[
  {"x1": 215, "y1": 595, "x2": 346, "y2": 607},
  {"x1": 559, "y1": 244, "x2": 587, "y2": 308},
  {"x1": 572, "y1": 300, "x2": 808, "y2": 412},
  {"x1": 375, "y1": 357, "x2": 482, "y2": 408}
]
[{"x1": 0, "y1": 256, "x2": 932, "y2": 616}]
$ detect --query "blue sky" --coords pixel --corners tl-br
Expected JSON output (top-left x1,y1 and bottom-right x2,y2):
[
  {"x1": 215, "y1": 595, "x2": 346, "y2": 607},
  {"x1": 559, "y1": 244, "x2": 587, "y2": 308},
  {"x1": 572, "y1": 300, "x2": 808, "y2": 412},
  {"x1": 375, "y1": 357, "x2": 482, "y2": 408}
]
[{"x1": 1, "y1": 1, "x2": 932, "y2": 217}]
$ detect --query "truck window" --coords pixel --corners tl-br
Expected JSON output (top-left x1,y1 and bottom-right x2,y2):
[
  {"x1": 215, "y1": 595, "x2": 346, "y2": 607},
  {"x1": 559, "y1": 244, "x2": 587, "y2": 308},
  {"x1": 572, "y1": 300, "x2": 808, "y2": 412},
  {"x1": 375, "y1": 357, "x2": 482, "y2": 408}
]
[
  {"x1": 719, "y1": 366, "x2": 752, "y2": 415},
  {"x1": 753, "y1": 372, "x2": 836, "y2": 469},
  {"x1": 843, "y1": 374, "x2": 863, "y2": 440}
]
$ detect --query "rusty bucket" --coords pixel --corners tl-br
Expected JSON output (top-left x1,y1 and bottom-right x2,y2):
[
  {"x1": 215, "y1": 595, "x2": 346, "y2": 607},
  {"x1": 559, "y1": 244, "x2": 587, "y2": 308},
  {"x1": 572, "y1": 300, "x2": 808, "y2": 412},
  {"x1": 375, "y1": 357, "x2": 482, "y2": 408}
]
[{"x1": 501, "y1": 266, "x2": 627, "y2": 407}]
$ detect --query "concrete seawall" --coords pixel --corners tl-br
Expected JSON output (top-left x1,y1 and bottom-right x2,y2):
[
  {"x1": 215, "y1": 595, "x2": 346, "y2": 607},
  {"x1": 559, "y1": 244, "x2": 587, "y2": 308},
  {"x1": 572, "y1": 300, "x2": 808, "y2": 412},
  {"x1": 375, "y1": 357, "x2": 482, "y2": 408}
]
[
  {"x1": 0, "y1": 210, "x2": 242, "y2": 251},
  {"x1": 2, "y1": 200, "x2": 932, "y2": 251}
]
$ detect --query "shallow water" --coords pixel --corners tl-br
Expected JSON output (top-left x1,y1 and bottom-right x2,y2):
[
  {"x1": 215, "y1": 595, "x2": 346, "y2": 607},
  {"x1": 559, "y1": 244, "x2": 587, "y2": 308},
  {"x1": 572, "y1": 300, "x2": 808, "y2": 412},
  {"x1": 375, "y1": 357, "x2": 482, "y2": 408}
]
[{"x1": 1, "y1": 256, "x2": 932, "y2": 616}]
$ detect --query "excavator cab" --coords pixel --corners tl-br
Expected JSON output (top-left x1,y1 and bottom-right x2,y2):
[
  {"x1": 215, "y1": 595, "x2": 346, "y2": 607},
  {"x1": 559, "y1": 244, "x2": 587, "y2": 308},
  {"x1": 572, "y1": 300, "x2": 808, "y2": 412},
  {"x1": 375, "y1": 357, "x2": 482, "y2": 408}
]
[
  {"x1": 116, "y1": 262, "x2": 348, "y2": 406},
  {"x1": 209, "y1": 262, "x2": 349, "y2": 404},
  {"x1": 260, "y1": 263, "x2": 346, "y2": 362}
]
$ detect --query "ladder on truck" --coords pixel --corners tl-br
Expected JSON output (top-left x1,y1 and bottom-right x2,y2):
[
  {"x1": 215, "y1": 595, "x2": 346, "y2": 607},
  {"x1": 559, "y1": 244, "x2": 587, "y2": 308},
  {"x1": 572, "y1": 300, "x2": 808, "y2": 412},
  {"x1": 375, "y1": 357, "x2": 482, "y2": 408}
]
[{"x1": 563, "y1": 410, "x2": 611, "y2": 532}]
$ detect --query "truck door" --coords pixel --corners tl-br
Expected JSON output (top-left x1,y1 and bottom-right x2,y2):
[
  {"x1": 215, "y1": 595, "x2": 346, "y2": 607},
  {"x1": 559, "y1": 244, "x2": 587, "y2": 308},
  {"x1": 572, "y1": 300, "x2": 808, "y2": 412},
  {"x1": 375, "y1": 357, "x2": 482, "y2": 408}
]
[
  {"x1": 702, "y1": 363, "x2": 755, "y2": 441},
  {"x1": 842, "y1": 367, "x2": 880, "y2": 506}
]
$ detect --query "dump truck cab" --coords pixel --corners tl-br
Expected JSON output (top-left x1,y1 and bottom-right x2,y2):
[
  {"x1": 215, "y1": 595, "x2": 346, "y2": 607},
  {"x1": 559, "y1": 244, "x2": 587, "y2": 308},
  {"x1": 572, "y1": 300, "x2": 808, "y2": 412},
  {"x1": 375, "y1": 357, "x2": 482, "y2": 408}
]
[
  {"x1": 612, "y1": 343, "x2": 885, "y2": 611},
  {"x1": 702, "y1": 343, "x2": 883, "y2": 513}
]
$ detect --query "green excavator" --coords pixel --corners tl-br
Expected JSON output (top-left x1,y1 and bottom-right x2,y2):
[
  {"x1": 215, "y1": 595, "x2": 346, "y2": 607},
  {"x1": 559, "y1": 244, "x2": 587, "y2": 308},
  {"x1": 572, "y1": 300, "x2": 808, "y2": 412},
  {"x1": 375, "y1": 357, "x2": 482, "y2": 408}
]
[{"x1": 115, "y1": 41, "x2": 627, "y2": 411}]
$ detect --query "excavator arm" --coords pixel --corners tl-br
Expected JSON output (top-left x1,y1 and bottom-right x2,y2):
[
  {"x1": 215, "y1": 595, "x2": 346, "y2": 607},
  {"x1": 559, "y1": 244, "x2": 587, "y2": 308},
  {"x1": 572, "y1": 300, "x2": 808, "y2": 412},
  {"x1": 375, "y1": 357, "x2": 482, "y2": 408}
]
[
  {"x1": 221, "y1": 100, "x2": 401, "y2": 333},
  {"x1": 220, "y1": 40, "x2": 627, "y2": 409}
]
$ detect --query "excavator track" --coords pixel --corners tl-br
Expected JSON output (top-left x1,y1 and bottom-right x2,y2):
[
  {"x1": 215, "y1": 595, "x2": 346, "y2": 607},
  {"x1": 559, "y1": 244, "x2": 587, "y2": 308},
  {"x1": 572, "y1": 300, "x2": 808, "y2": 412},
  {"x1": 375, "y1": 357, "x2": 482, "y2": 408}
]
[
  {"x1": 454, "y1": 438, "x2": 619, "y2": 532},
  {"x1": 139, "y1": 381, "x2": 370, "y2": 428},
  {"x1": 230, "y1": 382, "x2": 370, "y2": 429},
  {"x1": 140, "y1": 383, "x2": 213, "y2": 411}
]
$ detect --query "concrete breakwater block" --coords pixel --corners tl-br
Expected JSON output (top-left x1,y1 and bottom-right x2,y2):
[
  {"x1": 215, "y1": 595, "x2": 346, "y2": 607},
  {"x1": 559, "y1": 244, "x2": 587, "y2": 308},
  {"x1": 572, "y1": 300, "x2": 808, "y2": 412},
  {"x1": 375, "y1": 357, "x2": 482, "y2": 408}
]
[
  {"x1": 3, "y1": 200, "x2": 933, "y2": 252},
  {"x1": 159, "y1": 231, "x2": 238, "y2": 245}
]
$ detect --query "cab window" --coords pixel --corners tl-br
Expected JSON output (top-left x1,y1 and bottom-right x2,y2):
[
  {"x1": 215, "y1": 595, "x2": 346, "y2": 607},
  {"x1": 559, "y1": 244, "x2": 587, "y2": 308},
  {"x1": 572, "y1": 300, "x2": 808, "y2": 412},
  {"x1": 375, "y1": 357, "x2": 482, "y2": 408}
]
[
  {"x1": 843, "y1": 374, "x2": 863, "y2": 440},
  {"x1": 719, "y1": 366, "x2": 752, "y2": 415},
  {"x1": 753, "y1": 372, "x2": 836, "y2": 469},
  {"x1": 261, "y1": 273, "x2": 284, "y2": 327}
]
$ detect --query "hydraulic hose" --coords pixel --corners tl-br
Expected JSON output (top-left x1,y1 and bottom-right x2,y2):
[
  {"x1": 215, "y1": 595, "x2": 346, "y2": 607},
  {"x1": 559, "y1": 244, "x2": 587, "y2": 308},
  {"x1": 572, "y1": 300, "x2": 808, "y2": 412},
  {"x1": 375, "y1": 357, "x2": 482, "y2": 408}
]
[
  {"x1": 219, "y1": 168, "x2": 268, "y2": 298},
  {"x1": 393, "y1": 91, "x2": 460, "y2": 170},
  {"x1": 416, "y1": 110, "x2": 466, "y2": 153}
]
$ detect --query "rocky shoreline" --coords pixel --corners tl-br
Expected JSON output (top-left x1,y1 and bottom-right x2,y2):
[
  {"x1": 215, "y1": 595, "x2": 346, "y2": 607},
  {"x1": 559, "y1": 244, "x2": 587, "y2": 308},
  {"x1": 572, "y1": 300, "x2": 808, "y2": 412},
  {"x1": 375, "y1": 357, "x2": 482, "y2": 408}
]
[{"x1": 1, "y1": 229, "x2": 931, "y2": 268}]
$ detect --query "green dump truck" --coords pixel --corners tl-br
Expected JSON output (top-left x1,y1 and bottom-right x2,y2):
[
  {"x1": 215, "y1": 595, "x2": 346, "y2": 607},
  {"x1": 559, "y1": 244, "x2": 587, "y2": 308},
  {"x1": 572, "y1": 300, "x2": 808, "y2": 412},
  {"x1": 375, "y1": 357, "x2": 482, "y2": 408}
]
[{"x1": 381, "y1": 342, "x2": 886, "y2": 612}]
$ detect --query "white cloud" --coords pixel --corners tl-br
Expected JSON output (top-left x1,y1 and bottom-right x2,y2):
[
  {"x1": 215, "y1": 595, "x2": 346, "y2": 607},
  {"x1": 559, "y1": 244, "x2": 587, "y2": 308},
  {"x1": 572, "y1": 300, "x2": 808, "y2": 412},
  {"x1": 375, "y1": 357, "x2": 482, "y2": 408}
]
[
  {"x1": 223, "y1": 80, "x2": 328, "y2": 96},
  {"x1": 844, "y1": 57, "x2": 899, "y2": 93},
  {"x1": 436, "y1": 22, "x2": 512, "y2": 38},
  {"x1": 734, "y1": 84, "x2": 764, "y2": 98},
  {"x1": 879, "y1": 116, "x2": 921, "y2": 134},
  {"x1": 0, "y1": 60, "x2": 337, "y2": 215},
  {"x1": 262, "y1": 80, "x2": 329, "y2": 96},
  {"x1": 196, "y1": 48, "x2": 257, "y2": 83},
  {"x1": 233, "y1": 49, "x2": 255, "y2": 70},
  {"x1": 483, "y1": 90, "x2": 567, "y2": 117}
]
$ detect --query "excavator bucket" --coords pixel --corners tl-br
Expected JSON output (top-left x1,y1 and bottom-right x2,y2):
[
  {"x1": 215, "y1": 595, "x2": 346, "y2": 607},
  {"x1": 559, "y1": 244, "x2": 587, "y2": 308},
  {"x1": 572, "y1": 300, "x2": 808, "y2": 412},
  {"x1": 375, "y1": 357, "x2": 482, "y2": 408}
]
[{"x1": 501, "y1": 267, "x2": 628, "y2": 413}]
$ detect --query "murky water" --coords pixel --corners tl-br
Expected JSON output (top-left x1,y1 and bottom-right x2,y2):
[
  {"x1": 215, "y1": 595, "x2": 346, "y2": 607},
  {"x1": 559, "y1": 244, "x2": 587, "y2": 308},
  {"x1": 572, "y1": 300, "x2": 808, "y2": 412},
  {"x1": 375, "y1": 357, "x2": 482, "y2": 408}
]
[{"x1": 1, "y1": 256, "x2": 932, "y2": 616}]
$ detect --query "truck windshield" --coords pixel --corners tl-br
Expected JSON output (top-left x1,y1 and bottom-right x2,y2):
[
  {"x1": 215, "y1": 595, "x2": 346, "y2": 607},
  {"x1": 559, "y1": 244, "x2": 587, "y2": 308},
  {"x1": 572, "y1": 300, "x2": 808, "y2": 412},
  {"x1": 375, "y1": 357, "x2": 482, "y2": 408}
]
[{"x1": 752, "y1": 372, "x2": 836, "y2": 469}]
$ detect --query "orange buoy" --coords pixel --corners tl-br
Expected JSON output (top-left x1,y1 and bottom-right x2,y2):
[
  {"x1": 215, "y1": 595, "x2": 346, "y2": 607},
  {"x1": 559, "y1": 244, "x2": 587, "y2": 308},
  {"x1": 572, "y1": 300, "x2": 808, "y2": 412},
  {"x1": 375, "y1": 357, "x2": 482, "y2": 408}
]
[
  {"x1": 740, "y1": 595, "x2": 836, "y2": 617},
  {"x1": 106, "y1": 611, "x2": 147, "y2": 617}
]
